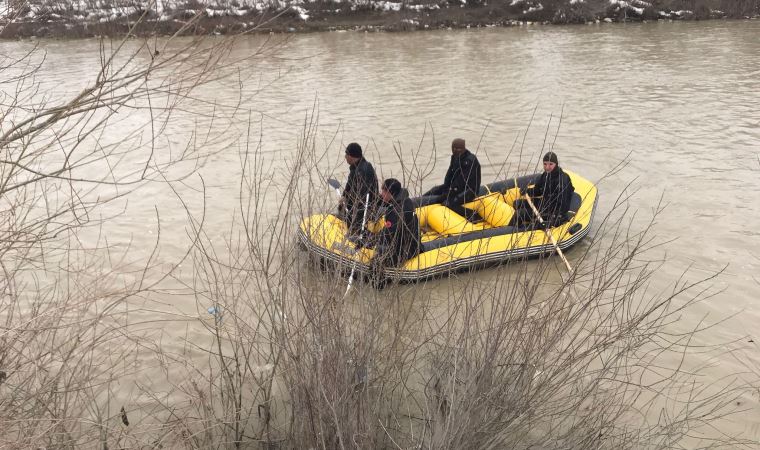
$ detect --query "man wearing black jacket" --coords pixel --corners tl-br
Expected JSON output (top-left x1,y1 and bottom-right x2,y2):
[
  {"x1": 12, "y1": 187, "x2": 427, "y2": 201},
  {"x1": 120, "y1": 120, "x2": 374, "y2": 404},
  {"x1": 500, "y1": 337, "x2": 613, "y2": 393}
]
[
  {"x1": 339, "y1": 142, "x2": 378, "y2": 235},
  {"x1": 371, "y1": 178, "x2": 421, "y2": 268},
  {"x1": 424, "y1": 138, "x2": 481, "y2": 219},
  {"x1": 511, "y1": 151, "x2": 575, "y2": 228}
]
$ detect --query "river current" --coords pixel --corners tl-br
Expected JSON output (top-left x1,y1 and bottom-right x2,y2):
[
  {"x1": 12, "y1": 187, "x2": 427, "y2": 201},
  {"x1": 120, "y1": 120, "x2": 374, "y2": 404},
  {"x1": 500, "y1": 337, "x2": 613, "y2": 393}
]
[{"x1": 3, "y1": 19, "x2": 760, "y2": 441}]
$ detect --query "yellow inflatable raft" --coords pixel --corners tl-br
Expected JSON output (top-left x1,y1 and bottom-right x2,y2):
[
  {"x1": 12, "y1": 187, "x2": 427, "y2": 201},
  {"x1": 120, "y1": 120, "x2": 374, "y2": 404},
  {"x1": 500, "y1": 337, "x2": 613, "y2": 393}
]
[{"x1": 298, "y1": 171, "x2": 597, "y2": 282}]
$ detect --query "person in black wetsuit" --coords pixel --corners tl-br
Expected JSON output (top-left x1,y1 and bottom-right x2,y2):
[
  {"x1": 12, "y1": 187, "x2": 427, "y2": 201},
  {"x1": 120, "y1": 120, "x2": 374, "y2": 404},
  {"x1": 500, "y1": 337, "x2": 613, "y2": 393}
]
[
  {"x1": 339, "y1": 142, "x2": 378, "y2": 236},
  {"x1": 510, "y1": 151, "x2": 575, "y2": 229},
  {"x1": 423, "y1": 138, "x2": 481, "y2": 219},
  {"x1": 370, "y1": 178, "x2": 421, "y2": 268},
  {"x1": 358, "y1": 178, "x2": 421, "y2": 268}
]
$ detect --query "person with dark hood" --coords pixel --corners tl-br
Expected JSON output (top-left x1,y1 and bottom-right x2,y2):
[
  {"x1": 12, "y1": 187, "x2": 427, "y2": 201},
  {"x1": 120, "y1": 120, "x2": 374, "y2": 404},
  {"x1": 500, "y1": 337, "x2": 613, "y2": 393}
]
[
  {"x1": 339, "y1": 142, "x2": 379, "y2": 236},
  {"x1": 360, "y1": 178, "x2": 421, "y2": 269},
  {"x1": 423, "y1": 138, "x2": 482, "y2": 220},
  {"x1": 510, "y1": 151, "x2": 575, "y2": 229}
]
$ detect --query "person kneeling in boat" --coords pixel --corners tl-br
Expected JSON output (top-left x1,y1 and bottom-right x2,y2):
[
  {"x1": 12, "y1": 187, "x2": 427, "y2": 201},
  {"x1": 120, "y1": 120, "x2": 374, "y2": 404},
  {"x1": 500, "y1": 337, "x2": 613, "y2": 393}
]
[
  {"x1": 423, "y1": 138, "x2": 482, "y2": 221},
  {"x1": 358, "y1": 178, "x2": 421, "y2": 271},
  {"x1": 339, "y1": 142, "x2": 379, "y2": 237},
  {"x1": 510, "y1": 151, "x2": 575, "y2": 229}
]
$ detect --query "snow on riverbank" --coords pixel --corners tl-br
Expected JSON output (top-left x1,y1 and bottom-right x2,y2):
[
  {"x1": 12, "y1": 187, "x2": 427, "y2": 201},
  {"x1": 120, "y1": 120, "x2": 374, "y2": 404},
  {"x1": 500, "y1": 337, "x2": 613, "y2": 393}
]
[{"x1": 0, "y1": 0, "x2": 756, "y2": 38}]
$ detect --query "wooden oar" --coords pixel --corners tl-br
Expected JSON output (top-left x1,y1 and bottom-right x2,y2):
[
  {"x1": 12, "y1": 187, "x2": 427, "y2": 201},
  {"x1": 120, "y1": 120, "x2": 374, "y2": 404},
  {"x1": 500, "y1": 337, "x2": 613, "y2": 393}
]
[{"x1": 524, "y1": 195, "x2": 573, "y2": 274}]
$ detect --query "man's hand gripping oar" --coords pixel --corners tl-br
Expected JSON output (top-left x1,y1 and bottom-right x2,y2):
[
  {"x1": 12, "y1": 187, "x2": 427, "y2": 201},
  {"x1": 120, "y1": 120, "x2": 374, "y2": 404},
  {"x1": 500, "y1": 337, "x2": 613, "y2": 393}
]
[
  {"x1": 517, "y1": 178, "x2": 573, "y2": 274},
  {"x1": 525, "y1": 195, "x2": 573, "y2": 274}
]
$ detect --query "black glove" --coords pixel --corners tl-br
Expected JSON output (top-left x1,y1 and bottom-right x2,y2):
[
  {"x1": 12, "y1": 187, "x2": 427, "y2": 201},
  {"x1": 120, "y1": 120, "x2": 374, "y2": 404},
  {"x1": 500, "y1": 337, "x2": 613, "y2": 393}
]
[{"x1": 518, "y1": 187, "x2": 526, "y2": 196}]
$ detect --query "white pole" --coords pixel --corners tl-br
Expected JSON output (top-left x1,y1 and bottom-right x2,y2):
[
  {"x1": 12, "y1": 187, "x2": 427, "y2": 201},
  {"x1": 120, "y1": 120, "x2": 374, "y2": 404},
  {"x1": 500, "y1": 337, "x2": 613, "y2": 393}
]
[{"x1": 345, "y1": 192, "x2": 371, "y2": 296}]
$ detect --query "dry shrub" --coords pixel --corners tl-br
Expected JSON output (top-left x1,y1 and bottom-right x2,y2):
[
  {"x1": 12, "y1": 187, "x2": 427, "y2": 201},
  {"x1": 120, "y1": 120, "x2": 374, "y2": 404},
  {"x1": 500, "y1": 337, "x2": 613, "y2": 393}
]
[
  {"x1": 717, "y1": 0, "x2": 760, "y2": 17},
  {"x1": 551, "y1": 2, "x2": 596, "y2": 24},
  {"x1": 142, "y1": 122, "x2": 753, "y2": 448},
  {"x1": 0, "y1": 16, "x2": 755, "y2": 450},
  {"x1": 0, "y1": 15, "x2": 289, "y2": 448}
]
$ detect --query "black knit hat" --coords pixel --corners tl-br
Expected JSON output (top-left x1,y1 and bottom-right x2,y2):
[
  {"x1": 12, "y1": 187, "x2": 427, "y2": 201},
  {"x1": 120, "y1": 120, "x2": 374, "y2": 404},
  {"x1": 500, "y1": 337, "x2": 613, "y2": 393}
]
[
  {"x1": 543, "y1": 151, "x2": 559, "y2": 165},
  {"x1": 382, "y1": 178, "x2": 402, "y2": 197},
  {"x1": 345, "y1": 142, "x2": 363, "y2": 158}
]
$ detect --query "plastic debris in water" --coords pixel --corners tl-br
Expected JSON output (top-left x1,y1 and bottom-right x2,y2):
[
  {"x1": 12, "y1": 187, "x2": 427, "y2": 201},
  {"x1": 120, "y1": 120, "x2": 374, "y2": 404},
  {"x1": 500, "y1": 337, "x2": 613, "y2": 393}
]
[{"x1": 207, "y1": 306, "x2": 223, "y2": 324}]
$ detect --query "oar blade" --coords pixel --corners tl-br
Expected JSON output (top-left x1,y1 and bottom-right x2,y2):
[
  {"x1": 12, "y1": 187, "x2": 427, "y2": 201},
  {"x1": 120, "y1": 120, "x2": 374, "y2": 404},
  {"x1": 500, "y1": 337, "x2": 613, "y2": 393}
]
[{"x1": 327, "y1": 178, "x2": 341, "y2": 191}]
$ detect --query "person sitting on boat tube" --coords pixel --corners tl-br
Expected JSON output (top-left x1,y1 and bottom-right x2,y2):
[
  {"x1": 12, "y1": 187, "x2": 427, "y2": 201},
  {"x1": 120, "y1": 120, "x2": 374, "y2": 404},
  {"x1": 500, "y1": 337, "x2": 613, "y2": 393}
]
[
  {"x1": 339, "y1": 142, "x2": 379, "y2": 236},
  {"x1": 359, "y1": 178, "x2": 421, "y2": 269},
  {"x1": 423, "y1": 138, "x2": 482, "y2": 220},
  {"x1": 510, "y1": 151, "x2": 575, "y2": 229}
]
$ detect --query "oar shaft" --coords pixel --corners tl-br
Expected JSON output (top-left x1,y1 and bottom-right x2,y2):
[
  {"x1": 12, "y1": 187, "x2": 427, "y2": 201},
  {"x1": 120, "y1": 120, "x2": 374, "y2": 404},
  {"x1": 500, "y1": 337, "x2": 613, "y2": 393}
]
[
  {"x1": 345, "y1": 192, "x2": 371, "y2": 296},
  {"x1": 525, "y1": 195, "x2": 573, "y2": 273}
]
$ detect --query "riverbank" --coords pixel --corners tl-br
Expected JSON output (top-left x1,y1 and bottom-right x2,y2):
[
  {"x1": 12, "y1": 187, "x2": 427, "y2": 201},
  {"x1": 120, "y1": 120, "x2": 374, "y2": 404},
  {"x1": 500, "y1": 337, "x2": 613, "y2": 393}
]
[{"x1": 0, "y1": 0, "x2": 758, "y2": 39}]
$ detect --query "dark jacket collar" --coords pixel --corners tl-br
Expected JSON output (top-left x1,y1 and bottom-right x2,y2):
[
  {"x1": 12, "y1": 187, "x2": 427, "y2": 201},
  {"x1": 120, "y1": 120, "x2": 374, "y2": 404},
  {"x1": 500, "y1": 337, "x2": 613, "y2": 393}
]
[
  {"x1": 452, "y1": 149, "x2": 471, "y2": 160},
  {"x1": 383, "y1": 188, "x2": 410, "y2": 207},
  {"x1": 546, "y1": 165, "x2": 563, "y2": 178},
  {"x1": 349, "y1": 157, "x2": 364, "y2": 169}
]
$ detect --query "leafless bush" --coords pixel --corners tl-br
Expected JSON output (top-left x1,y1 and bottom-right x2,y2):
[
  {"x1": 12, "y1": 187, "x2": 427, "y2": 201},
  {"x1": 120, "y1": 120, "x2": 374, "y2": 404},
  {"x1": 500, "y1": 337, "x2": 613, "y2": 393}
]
[
  {"x1": 135, "y1": 115, "x2": 755, "y2": 449},
  {"x1": 0, "y1": 18, "x2": 754, "y2": 450},
  {"x1": 549, "y1": 0, "x2": 597, "y2": 24},
  {"x1": 717, "y1": 0, "x2": 760, "y2": 17},
  {"x1": 0, "y1": 16, "x2": 289, "y2": 448}
]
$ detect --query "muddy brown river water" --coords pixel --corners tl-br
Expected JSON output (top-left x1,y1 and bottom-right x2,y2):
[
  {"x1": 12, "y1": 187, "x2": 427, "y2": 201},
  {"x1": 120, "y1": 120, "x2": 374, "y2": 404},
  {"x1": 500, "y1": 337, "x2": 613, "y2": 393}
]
[{"x1": 3, "y1": 19, "x2": 760, "y2": 442}]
